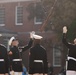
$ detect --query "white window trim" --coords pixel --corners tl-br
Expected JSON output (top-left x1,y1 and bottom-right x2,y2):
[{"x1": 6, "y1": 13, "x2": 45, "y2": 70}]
[
  {"x1": 0, "y1": 24, "x2": 5, "y2": 26},
  {"x1": 0, "y1": 0, "x2": 41, "y2": 3},
  {"x1": 34, "y1": 17, "x2": 42, "y2": 25},
  {"x1": 53, "y1": 47, "x2": 61, "y2": 67},
  {"x1": 15, "y1": 6, "x2": 23, "y2": 25}
]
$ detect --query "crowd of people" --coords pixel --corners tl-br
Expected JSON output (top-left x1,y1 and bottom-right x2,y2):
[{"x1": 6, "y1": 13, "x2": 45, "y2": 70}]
[
  {"x1": 0, "y1": 26, "x2": 76, "y2": 75},
  {"x1": 0, "y1": 31, "x2": 48, "y2": 75}
]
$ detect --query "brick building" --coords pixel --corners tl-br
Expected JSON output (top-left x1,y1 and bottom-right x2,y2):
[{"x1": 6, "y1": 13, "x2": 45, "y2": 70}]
[{"x1": 0, "y1": 0, "x2": 65, "y2": 75}]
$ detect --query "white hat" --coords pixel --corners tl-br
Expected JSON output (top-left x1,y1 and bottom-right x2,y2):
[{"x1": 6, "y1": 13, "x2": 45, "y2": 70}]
[
  {"x1": 8, "y1": 37, "x2": 15, "y2": 45},
  {"x1": 33, "y1": 34, "x2": 43, "y2": 39}
]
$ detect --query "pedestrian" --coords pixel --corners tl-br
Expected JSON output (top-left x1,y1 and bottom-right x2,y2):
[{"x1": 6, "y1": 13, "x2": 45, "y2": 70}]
[
  {"x1": 22, "y1": 64, "x2": 28, "y2": 75},
  {"x1": 8, "y1": 32, "x2": 34, "y2": 75},
  {"x1": 58, "y1": 66, "x2": 66, "y2": 75},
  {"x1": 29, "y1": 34, "x2": 48, "y2": 75},
  {"x1": 62, "y1": 26, "x2": 76, "y2": 75},
  {"x1": 48, "y1": 63, "x2": 53, "y2": 75},
  {"x1": 0, "y1": 43, "x2": 9, "y2": 75}
]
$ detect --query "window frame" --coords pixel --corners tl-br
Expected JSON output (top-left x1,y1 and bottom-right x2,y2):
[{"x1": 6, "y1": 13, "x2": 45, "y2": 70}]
[
  {"x1": 34, "y1": 17, "x2": 42, "y2": 25},
  {"x1": 15, "y1": 6, "x2": 23, "y2": 25},
  {"x1": 0, "y1": 7, "x2": 5, "y2": 26},
  {"x1": 53, "y1": 47, "x2": 61, "y2": 67}
]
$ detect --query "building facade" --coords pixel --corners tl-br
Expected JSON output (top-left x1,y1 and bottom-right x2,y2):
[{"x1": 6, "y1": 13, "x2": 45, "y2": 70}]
[{"x1": 0, "y1": 0, "x2": 65, "y2": 75}]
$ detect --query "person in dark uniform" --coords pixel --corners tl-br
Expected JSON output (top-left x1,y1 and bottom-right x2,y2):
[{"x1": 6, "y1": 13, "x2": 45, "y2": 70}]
[
  {"x1": 48, "y1": 63, "x2": 53, "y2": 75},
  {"x1": 29, "y1": 34, "x2": 48, "y2": 75},
  {"x1": 9, "y1": 32, "x2": 34, "y2": 75},
  {"x1": 62, "y1": 26, "x2": 76, "y2": 75},
  {"x1": 0, "y1": 44, "x2": 9, "y2": 75}
]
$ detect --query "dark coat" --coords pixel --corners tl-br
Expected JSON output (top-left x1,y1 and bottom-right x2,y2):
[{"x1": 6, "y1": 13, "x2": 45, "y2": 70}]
[
  {"x1": 9, "y1": 39, "x2": 33, "y2": 72},
  {"x1": 0, "y1": 44, "x2": 9, "y2": 74},
  {"x1": 29, "y1": 44, "x2": 48, "y2": 74},
  {"x1": 62, "y1": 33, "x2": 76, "y2": 71}
]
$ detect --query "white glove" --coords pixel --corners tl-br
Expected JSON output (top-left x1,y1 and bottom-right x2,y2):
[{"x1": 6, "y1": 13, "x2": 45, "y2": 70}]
[
  {"x1": 10, "y1": 70, "x2": 14, "y2": 75},
  {"x1": 32, "y1": 31, "x2": 35, "y2": 35},
  {"x1": 63, "y1": 26, "x2": 67, "y2": 33},
  {"x1": 30, "y1": 31, "x2": 35, "y2": 39}
]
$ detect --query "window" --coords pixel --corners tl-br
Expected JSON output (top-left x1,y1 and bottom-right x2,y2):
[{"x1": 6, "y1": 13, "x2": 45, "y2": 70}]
[
  {"x1": 34, "y1": 3, "x2": 44, "y2": 25},
  {"x1": 53, "y1": 47, "x2": 61, "y2": 67},
  {"x1": 0, "y1": 8, "x2": 5, "y2": 26},
  {"x1": 34, "y1": 17, "x2": 42, "y2": 24},
  {"x1": 15, "y1": 6, "x2": 23, "y2": 25}
]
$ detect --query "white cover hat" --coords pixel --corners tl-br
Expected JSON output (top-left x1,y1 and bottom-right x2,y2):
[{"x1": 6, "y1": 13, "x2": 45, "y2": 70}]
[
  {"x1": 8, "y1": 37, "x2": 15, "y2": 45},
  {"x1": 33, "y1": 34, "x2": 43, "y2": 39}
]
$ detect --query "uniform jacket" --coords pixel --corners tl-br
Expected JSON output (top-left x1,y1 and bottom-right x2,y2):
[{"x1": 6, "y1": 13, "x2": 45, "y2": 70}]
[
  {"x1": 62, "y1": 33, "x2": 76, "y2": 71},
  {"x1": 9, "y1": 39, "x2": 33, "y2": 72},
  {"x1": 0, "y1": 44, "x2": 9, "y2": 74},
  {"x1": 29, "y1": 44, "x2": 48, "y2": 74}
]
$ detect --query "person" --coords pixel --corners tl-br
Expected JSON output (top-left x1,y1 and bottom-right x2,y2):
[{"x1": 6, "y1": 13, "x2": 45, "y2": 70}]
[
  {"x1": 0, "y1": 44, "x2": 9, "y2": 75},
  {"x1": 29, "y1": 34, "x2": 48, "y2": 75},
  {"x1": 58, "y1": 66, "x2": 66, "y2": 75},
  {"x1": 48, "y1": 63, "x2": 53, "y2": 75},
  {"x1": 8, "y1": 32, "x2": 34, "y2": 75},
  {"x1": 22, "y1": 64, "x2": 28, "y2": 75},
  {"x1": 62, "y1": 26, "x2": 76, "y2": 75}
]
